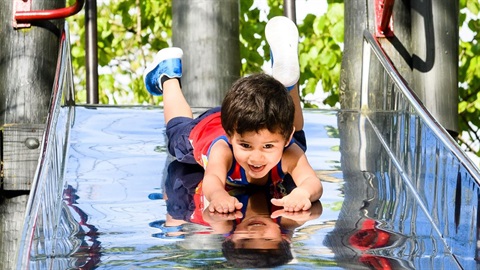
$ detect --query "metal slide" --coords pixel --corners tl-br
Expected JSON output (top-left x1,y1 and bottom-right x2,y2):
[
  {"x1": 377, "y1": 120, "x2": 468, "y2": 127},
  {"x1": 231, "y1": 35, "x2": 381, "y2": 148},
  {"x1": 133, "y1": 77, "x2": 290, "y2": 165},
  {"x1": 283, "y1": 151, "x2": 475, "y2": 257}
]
[{"x1": 15, "y1": 27, "x2": 480, "y2": 269}]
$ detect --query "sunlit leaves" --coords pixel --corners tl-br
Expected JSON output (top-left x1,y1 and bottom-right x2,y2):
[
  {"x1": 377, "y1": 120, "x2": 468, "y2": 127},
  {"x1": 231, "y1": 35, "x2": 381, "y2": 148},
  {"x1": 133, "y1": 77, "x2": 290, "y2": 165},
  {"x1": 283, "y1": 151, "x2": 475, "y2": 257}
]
[
  {"x1": 466, "y1": 0, "x2": 480, "y2": 15},
  {"x1": 298, "y1": 3, "x2": 344, "y2": 108},
  {"x1": 68, "y1": 0, "x2": 344, "y2": 108},
  {"x1": 68, "y1": 0, "x2": 172, "y2": 105},
  {"x1": 239, "y1": 0, "x2": 267, "y2": 75},
  {"x1": 458, "y1": 0, "x2": 480, "y2": 155}
]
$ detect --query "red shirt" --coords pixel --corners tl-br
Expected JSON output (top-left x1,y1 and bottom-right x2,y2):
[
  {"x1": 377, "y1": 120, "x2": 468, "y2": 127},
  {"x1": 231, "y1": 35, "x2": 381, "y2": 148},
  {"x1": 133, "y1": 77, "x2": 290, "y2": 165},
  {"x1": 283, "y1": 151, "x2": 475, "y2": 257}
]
[{"x1": 188, "y1": 111, "x2": 224, "y2": 168}]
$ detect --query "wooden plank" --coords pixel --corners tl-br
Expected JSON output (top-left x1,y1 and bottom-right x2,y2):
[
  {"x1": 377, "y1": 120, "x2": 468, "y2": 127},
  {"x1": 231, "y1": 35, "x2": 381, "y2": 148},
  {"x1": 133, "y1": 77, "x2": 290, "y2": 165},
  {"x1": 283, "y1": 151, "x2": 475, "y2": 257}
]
[
  {"x1": 0, "y1": 193, "x2": 28, "y2": 270},
  {"x1": 2, "y1": 123, "x2": 44, "y2": 190}
]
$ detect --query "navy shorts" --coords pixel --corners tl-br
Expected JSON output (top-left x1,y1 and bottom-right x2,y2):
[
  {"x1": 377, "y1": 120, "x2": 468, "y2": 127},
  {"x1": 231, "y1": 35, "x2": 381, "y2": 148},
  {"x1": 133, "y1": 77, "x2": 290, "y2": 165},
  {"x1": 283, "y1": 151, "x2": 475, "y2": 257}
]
[
  {"x1": 166, "y1": 107, "x2": 221, "y2": 164},
  {"x1": 164, "y1": 160, "x2": 204, "y2": 221}
]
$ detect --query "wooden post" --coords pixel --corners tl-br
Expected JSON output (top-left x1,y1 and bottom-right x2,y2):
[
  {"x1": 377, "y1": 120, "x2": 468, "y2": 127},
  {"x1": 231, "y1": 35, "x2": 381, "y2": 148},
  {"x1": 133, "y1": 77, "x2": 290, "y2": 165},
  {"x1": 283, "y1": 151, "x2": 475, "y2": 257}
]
[
  {"x1": 340, "y1": 0, "x2": 369, "y2": 110},
  {"x1": 411, "y1": 0, "x2": 459, "y2": 135},
  {"x1": 0, "y1": 0, "x2": 65, "y2": 266},
  {"x1": 0, "y1": 194, "x2": 29, "y2": 270},
  {"x1": 0, "y1": 0, "x2": 65, "y2": 191},
  {"x1": 172, "y1": 0, "x2": 240, "y2": 107},
  {"x1": 341, "y1": 0, "x2": 458, "y2": 135},
  {"x1": 2, "y1": 124, "x2": 44, "y2": 190}
]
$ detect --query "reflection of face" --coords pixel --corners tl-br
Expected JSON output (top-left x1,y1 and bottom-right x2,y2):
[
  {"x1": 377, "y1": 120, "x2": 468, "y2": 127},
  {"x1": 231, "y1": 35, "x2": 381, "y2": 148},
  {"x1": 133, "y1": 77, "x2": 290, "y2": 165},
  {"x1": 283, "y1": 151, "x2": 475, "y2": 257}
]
[
  {"x1": 229, "y1": 129, "x2": 288, "y2": 181},
  {"x1": 230, "y1": 215, "x2": 284, "y2": 249}
]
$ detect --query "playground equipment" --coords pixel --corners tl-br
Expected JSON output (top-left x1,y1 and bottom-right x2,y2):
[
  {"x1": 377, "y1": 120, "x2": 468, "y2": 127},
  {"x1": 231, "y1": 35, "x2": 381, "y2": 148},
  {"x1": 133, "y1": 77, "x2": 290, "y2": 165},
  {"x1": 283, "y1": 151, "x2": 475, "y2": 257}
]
[
  {"x1": 10, "y1": 20, "x2": 480, "y2": 270},
  {"x1": 0, "y1": 0, "x2": 478, "y2": 269}
]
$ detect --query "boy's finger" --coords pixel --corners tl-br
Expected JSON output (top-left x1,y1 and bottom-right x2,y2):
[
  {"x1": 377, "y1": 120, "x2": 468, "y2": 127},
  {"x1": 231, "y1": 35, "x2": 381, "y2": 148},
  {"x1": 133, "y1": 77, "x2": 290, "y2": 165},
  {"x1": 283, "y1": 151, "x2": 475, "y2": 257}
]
[
  {"x1": 234, "y1": 210, "x2": 244, "y2": 219},
  {"x1": 270, "y1": 209, "x2": 285, "y2": 218},
  {"x1": 270, "y1": 198, "x2": 284, "y2": 206},
  {"x1": 302, "y1": 203, "x2": 311, "y2": 211},
  {"x1": 234, "y1": 201, "x2": 243, "y2": 210}
]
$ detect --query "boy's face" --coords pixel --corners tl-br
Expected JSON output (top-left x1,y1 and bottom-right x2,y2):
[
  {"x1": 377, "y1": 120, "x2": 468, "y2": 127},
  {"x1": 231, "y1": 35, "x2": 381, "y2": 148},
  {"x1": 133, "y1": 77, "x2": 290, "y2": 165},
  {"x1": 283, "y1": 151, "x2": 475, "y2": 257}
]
[
  {"x1": 228, "y1": 128, "x2": 290, "y2": 180},
  {"x1": 230, "y1": 215, "x2": 286, "y2": 249}
]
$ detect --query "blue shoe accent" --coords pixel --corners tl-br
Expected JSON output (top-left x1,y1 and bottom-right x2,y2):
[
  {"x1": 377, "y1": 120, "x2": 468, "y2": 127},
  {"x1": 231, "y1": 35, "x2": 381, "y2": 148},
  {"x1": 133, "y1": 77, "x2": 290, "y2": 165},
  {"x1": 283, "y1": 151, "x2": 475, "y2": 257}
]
[
  {"x1": 148, "y1": 193, "x2": 163, "y2": 200},
  {"x1": 149, "y1": 220, "x2": 185, "y2": 239},
  {"x1": 144, "y1": 47, "x2": 183, "y2": 96},
  {"x1": 144, "y1": 59, "x2": 182, "y2": 95}
]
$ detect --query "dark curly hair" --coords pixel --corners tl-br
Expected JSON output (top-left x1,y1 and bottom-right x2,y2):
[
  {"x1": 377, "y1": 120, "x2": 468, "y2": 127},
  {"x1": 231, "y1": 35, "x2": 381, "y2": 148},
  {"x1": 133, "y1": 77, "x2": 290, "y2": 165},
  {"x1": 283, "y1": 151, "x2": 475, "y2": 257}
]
[
  {"x1": 221, "y1": 73, "x2": 295, "y2": 141},
  {"x1": 222, "y1": 238, "x2": 293, "y2": 268}
]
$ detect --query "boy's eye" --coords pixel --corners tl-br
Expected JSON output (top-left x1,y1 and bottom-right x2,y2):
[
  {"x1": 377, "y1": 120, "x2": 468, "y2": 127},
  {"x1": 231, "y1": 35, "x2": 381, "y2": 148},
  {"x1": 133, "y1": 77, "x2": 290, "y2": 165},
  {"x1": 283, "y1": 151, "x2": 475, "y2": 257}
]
[
  {"x1": 240, "y1": 143, "x2": 250, "y2": 148},
  {"x1": 264, "y1": 144, "x2": 274, "y2": 149}
]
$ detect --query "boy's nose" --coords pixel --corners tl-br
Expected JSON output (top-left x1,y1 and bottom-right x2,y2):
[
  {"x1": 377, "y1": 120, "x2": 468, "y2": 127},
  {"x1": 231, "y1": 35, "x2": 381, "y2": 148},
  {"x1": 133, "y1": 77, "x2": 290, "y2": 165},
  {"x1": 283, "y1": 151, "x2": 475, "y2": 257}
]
[{"x1": 249, "y1": 151, "x2": 264, "y2": 163}]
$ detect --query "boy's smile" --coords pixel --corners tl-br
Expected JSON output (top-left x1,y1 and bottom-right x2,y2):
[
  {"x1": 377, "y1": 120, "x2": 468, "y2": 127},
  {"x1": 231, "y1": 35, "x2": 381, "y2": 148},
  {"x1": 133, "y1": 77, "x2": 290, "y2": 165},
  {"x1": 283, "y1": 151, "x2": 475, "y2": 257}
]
[{"x1": 228, "y1": 129, "x2": 289, "y2": 182}]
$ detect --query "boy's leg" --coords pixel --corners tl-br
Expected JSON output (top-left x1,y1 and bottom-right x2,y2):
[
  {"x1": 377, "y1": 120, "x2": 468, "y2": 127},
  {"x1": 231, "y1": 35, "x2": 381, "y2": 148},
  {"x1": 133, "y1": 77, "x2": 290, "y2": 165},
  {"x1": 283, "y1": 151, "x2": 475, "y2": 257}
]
[
  {"x1": 265, "y1": 16, "x2": 304, "y2": 131},
  {"x1": 289, "y1": 84, "x2": 304, "y2": 131},
  {"x1": 144, "y1": 48, "x2": 193, "y2": 124},
  {"x1": 163, "y1": 79, "x2": 193, "y2": 124}
]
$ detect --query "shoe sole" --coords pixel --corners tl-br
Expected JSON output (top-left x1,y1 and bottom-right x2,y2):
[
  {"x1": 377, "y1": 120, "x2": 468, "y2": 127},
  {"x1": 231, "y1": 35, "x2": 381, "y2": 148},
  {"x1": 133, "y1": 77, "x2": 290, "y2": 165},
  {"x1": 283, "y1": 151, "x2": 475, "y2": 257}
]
[{"x1": 265, "y1": 16, "x2": 300, "y2": 88}]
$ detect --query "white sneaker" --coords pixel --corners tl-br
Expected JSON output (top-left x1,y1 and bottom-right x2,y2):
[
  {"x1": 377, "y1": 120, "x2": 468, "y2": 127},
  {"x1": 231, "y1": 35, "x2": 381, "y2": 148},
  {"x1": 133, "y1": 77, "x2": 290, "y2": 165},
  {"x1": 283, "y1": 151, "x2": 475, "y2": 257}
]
[{"x1": 265, "y1": 16, "x2": 300, "y2": 90}]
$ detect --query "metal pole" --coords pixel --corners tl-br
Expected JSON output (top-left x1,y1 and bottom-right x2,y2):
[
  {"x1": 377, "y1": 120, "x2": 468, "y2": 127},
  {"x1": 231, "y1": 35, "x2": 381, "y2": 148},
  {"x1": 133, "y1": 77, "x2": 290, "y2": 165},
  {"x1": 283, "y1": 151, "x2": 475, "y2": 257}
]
[
  {"x1": 85, "y1": 0, "x2": 98, "y2": 104},
  {"x1": 283, "y1": 0, "x2": 296, "y2": 23}
]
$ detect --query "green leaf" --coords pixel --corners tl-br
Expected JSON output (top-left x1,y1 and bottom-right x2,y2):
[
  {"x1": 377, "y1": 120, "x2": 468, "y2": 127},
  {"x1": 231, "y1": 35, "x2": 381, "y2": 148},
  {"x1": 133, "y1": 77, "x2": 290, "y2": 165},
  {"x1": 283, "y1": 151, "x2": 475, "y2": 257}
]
[
  {"x1": 314, "y1": 16, "x2": 327, "y2": 36},
  {"x1": 459, "y1": 101, "x2": 468, "y2": 113},
  {"x1": 331, "y1": 21, "x2": 344, "y2": 43},
  {"x1": 466, "y1": 0, "x2": 480, "y2": 15}
]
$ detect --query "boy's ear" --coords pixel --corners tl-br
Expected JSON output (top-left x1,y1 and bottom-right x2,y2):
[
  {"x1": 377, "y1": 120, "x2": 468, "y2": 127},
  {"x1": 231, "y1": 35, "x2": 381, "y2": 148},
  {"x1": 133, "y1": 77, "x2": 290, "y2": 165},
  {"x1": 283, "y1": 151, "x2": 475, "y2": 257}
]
[{"x1": 286, "y1": 128, "x2": 295, "y2": 147}]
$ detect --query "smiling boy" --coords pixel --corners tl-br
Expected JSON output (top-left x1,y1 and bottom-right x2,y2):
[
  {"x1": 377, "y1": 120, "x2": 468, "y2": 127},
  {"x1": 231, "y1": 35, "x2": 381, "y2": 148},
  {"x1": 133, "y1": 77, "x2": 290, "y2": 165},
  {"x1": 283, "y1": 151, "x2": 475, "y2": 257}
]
[{"x1": 144, "y1": 16, "x2": 323, "y2": 213}]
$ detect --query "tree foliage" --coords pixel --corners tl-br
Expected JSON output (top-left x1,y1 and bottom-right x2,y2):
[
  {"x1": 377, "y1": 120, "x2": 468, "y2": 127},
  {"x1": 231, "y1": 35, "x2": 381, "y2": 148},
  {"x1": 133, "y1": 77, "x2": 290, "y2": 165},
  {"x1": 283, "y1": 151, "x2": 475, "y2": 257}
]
[
  {"x1": 68, "y1": 0, "x2": 172, "y2": 104},
  {"x1": 459, "y1": 0, "x2": 480, "y2": 156},
  {"x1": 67, "y1": 0, "x2": 342, "y2": 107},
  {"x1": 68, "y1": 0, "x2": 480, "y2": 155}
]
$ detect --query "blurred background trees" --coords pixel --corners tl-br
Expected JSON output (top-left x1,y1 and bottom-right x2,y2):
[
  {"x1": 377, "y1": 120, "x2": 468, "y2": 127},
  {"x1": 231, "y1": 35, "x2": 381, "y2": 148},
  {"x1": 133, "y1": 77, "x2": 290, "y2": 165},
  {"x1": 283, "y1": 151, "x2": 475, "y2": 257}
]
[
  {"x1": 67, "y1": 0, "x2": 480, "y2": 158},
  {"x1": 67, "y1": 0, "x2": 343, "y2": 107}
]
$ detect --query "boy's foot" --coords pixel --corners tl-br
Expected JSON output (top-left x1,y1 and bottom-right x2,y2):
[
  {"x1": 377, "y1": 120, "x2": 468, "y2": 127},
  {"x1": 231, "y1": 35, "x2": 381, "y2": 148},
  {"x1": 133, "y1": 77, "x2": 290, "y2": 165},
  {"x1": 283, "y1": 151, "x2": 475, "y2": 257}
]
[
  {"x1": 265, "y1": 16, "x2": 300, "y2": 90},
  {"x1": 144, "y1": 47, "x2": 183, "y2": 96}
]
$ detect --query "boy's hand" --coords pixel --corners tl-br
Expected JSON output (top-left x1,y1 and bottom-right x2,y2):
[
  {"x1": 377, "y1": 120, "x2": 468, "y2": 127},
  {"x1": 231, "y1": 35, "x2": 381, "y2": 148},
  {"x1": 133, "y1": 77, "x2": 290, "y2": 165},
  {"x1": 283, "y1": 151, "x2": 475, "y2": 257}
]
[
  {"x1": 202, "y1": 208, "x2": 242, "y2": 234},
  {"x1": 208, "y1": 190, "x2": 243, "y2": 213},
  {"x1": 271, "y1": 201, "x2": 323, "y2": 222},
  {"x1": 270, "y1": 209, "x2": 313, "y2": 222},
  {"x1": 203, "y1": 208, "x2": 243, "y2": 222},
  {"x1": 270, "y1": 187, "x2": 312, "y2": 212}
]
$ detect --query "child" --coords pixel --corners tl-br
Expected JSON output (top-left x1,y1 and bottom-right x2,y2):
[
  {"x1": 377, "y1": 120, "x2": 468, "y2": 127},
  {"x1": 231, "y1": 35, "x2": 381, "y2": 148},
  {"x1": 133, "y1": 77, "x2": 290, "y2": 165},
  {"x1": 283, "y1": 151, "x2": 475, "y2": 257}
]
[{"x1": 144, "y1": 16, "x2": 323, "y2": 214}]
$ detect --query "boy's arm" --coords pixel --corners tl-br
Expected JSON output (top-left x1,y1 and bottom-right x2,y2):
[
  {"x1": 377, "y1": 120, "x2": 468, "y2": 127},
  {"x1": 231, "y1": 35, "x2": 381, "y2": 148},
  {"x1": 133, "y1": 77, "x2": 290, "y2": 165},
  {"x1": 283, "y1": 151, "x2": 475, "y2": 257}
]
[
  {"x1": 202, "y1": 141, "x2": 243, "y2": 213},
  {"x1": 272, "y1": 144, "x2": 323, "y2": 211}
]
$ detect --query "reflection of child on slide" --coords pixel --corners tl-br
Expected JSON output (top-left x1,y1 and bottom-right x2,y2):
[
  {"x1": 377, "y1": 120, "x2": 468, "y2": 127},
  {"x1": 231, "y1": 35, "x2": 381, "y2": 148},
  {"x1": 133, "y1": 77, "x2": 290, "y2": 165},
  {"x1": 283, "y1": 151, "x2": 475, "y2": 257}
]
[
  {"x1": 203, "y1": 187, "x2": 323, "y2": 268},
  {"x1": 157, "y1": 159, "x2": 322, "y2": 268},
  {"x1": 144, "y1": 16, "x2": 323, "y2": 213}
]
